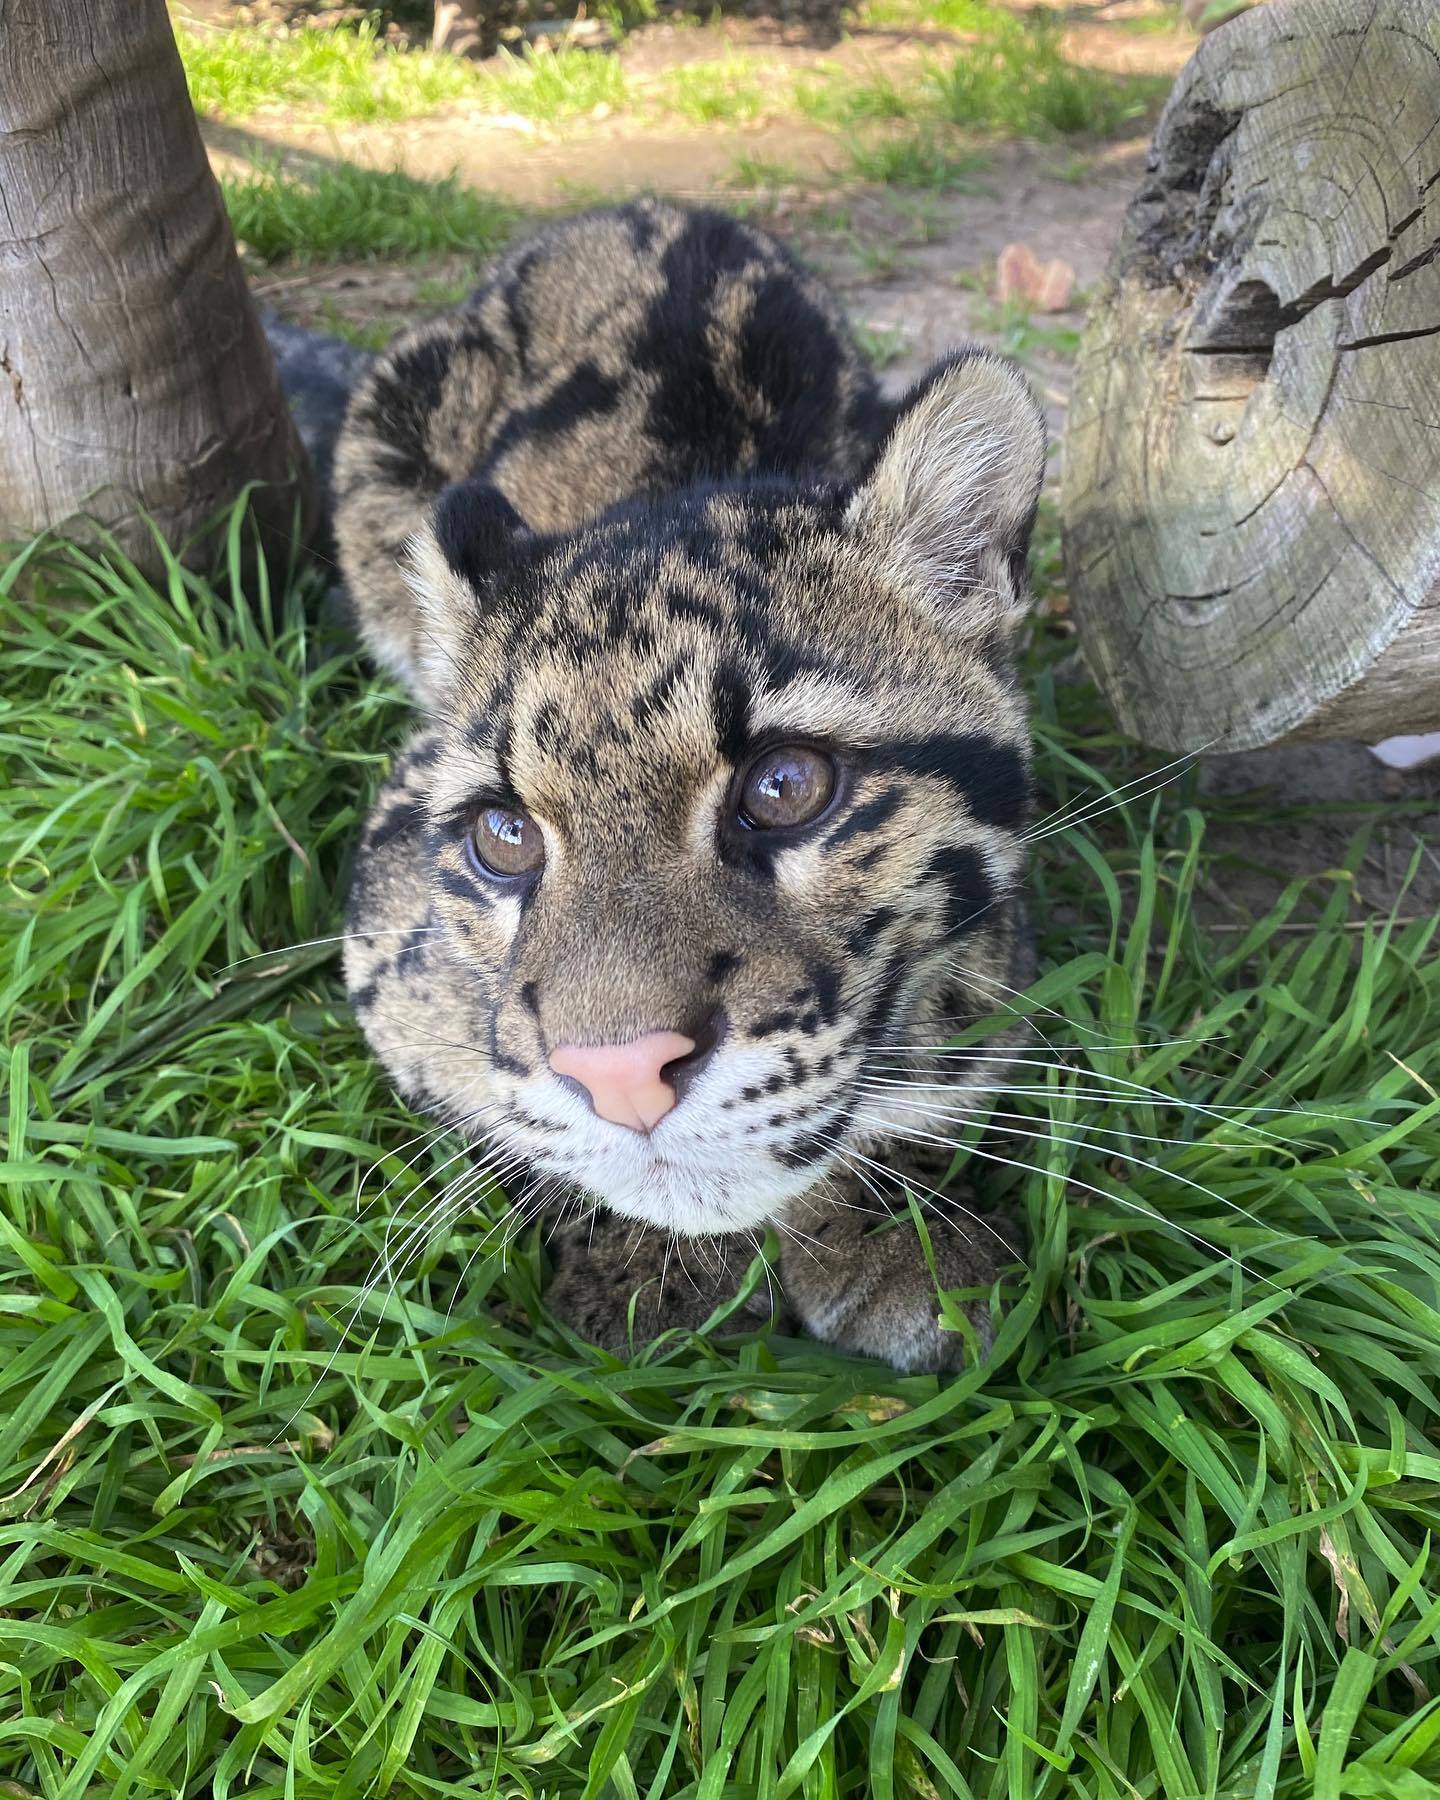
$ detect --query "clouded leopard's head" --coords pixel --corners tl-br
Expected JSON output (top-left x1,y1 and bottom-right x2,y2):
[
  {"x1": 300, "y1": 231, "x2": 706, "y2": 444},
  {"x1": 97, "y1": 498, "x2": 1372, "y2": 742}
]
[{"x1": 395, "y1": 351, "x2": 1045, "y2": 1235}]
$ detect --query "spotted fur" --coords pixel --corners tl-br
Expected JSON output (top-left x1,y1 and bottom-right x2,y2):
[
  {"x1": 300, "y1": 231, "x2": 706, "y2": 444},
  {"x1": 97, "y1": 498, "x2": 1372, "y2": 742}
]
[{"x1": 335, "y1": 200, "x2": 1046, "y2": 1372}]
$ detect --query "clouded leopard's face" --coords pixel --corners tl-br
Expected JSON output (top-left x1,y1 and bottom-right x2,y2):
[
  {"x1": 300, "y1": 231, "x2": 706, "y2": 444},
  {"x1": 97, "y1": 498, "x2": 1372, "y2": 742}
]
[{"x1": 355, "y1": 352, "x2": 1046, "y2": 1236}]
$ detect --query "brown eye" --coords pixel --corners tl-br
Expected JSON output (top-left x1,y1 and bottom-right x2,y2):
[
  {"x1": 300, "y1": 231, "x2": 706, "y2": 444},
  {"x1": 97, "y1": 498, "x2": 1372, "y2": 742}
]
[
  {"x1": 471, "y1": 805, "x2": 544, "y2": 878},
  {"x1": 738, "y1": 746, "x2": 836, "y2": 831}
]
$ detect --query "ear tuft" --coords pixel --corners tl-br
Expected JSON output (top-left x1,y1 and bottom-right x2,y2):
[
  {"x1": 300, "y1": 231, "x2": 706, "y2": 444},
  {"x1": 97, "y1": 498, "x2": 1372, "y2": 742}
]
[
  {"x1": 847, "y1": 350, "x2": 1046, "y2": 631},
  {"x1": 402, "y1": 481, "x2": 529, "y2": 694}
]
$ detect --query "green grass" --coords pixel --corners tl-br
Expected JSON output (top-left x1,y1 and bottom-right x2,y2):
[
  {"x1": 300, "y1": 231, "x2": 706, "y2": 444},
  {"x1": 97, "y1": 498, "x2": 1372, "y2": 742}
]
[
  {"x1": 181, "y1": 20, "x2": 628, "y2": 128},
  {"x1": 480, "y1": 45, "x2": 628, "y2": 123},
  {"x1": 803, "y1": 14, "x2": 1167, "y2": 151},
  {"x1": 842, "y1": 126, "x2": 988, "y2": 190},
  {"x1": 179, "y1": 6, "x2": 1166, "y2": 153},
  {"x1": 794, "y1": 62, "x2": 916, "y2": 128},
  {"x1": 178, "y1": 18, "x2": 480, "y2": 125},
  {"x1": 3, "y1": 501, "x2": 1440, "y2": 1795},
  {"x1": 222, "y1": 162, "x2": 515, "y2": 263},
  {"x1": 312, "y1": 300, "x2": 399, "y2": 352},
  {"x1": 965, "y1": 290, "x2": 1085, "y2": 360},
  {"x1": 725, "y1": 152, "x2": 813, "y2": 191},
  {"x1": 852, "y1": 319, "x2": 910, "y2": 365},
  {"x1": 921, "y1": 16, "x2": 1166, "y2": 138},
  {"x1": 657, "y1": 55, "x2": 772, "y2": 124},
  {"x1": 1117, "y1": 5, "x2": 1191, "y2": 32},
  {"x1": 859, "y1": 0, "x2": 1016, "y2": 30},
  {"x1": 411, "y1": 271, "x2": 478, "y2": 309}
]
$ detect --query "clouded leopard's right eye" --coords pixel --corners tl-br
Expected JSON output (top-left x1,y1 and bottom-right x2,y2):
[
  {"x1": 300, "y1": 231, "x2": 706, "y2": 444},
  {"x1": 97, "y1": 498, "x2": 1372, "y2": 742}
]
[{"x1": 471, "y1": 805, "x2": 545, "y2": 878}]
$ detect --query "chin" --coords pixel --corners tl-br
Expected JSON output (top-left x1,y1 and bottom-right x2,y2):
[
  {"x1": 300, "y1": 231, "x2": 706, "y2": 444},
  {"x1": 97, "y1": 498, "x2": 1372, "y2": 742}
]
[{"x1": 552, "y1": 1131, "x2": 833, "y2": 1238}]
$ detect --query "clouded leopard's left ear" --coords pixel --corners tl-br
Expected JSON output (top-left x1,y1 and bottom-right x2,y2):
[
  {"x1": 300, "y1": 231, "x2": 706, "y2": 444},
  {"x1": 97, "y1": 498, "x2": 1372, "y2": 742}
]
[
  {"x1": 847, "y1": 350, "x2": 1046, "y2": 635},
  {"x1": 403, "y1": 480, "x2": 531, "y2": 695}
]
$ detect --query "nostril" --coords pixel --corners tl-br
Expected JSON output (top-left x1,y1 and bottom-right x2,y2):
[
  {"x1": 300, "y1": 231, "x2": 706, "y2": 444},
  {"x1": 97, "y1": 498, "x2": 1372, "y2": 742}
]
[
  {"x1": 548, "y1": 1029, "x2": 696, "y2": 1135},
  {"x1": 664, "y1": 1010, "x2": 726, "y2": 1106}
]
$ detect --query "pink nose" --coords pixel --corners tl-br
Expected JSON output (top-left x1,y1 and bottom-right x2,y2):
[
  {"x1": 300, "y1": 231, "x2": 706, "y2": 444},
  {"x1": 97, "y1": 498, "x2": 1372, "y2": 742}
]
[{"x1": 549, "y1": 1030, "x2": 695, "y2": 1134}]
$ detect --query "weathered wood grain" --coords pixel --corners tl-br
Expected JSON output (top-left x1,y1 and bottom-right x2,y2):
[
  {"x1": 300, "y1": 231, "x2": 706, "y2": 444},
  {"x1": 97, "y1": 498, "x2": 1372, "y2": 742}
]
[
  {"x1": 0, "y1": 0, "x2": 312, "y2": 575},
  {"x1": 1062, "y1": 0, "x2": 1440, "y2": 750}
]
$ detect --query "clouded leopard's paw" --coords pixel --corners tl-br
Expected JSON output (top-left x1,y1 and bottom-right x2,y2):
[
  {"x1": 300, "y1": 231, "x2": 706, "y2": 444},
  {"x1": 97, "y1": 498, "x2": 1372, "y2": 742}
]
[
  {"x1": 544, "y1": 1213, "x2": 784, "y2": 1357},
  {"x1": 780, "y1": 1200, "x2": 1021, "y2": 1374}
]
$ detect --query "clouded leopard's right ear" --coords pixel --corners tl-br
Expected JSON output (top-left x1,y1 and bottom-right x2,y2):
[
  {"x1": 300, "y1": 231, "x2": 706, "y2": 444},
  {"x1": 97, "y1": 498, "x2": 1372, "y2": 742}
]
[
  {"x1": 403, "y1": 480, "x2": 530, "y2": 691},
  {"x1": 846, "y1": 349, "x2": 1046, "y2": 639}
]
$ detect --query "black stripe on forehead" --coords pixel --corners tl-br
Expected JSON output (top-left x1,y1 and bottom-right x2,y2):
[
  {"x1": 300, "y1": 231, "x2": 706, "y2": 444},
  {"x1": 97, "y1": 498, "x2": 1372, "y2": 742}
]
[
  {"x1": 867, "y1": 735, "x2": 1028, "y2": 831},
  {"x1": 630, "y1": 653, "x2": 689, "y2": 733},
  {"x1": 493, "y1": 717, "x2": 516, "y2": 792},
  {"x1": 710, "y1": 660, "x2": 752, "y2": 766}
]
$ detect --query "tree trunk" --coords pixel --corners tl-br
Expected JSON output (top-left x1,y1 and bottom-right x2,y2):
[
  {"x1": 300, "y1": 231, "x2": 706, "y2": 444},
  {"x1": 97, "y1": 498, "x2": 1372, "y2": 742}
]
[
  {"x1": 0, "y1": 0, "x2": 312, "y2": 576},
  {"x1": 433, "y1": 0, "x2": 513, "y2": 60},
  {"x1": 1061, "y1": 0, "x2": 1440, "y2": 752}
]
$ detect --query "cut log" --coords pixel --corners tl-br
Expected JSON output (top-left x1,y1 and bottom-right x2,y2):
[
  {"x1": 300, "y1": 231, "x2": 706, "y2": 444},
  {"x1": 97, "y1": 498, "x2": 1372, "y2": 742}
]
[
  {"x1": 0, "y1": 0, "x2": 312, "y2": 576},
  {"x1": 1061, "y1": 0, "x2": 1440, "y2": 752}
]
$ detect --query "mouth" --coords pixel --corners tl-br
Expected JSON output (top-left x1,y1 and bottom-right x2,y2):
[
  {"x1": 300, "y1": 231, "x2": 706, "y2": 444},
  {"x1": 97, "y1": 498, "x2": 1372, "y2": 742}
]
[{"x1": 505, "y1": 1055, "x2": 861, "y2": 1235}]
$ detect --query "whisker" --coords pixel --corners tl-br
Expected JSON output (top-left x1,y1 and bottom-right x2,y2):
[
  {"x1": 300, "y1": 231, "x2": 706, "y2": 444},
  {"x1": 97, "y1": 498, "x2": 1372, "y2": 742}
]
[
  {"x1": 216, "y1": 925, "x2": 446, "y2": 974},
  {"x1": 855, "y1": 1085, "x2": 1279, "y2": 1154},
  {"x1": 1021, "y1": 742, "x2": 1216, "y2": 846},
  {"x1": 268, "y1": 1165, "x2": 499, "y2": 1445},
  {"x1": 353, "y1": 1103, "x2": 508, "y2": 1228},
  {"x1": 871, "y1": 1045, "x2": 1371, "y2": 1114},
  {"x1": 835, "y1": 1141, "x2": 1019, "y2": 1259},
  {"x1": 858, "y1": 1071, "x2": 1308, "y2": 1151},
  {"x1": 945, "y1": 966, "x2": 1218, "y2": 1057},
  {"x1": 864, "y1": 1058, "x2": 1393, "y2": 1135},
  {"x1": 853, "y1": 1110, "x2": 1286, "y2": 1288}
]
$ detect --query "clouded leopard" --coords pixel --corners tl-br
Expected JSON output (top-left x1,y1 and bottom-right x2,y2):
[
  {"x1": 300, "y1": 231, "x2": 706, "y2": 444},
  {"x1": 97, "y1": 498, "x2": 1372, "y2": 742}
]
[{"x1": 332, "y1": 198, "x2": 1045, "y2": 1371}]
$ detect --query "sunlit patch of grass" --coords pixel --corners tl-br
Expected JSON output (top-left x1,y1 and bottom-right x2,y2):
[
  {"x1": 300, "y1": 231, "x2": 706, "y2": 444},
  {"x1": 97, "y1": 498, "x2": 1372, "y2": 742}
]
[
  {"x1": 477, "y1": 44, "x2": 628, "y2": 122},
  {"x1": 656, "y1": 54, "x2": 773, "y2": 123},
  {"x1": 1116, "y1": 3, "x2": 1192, "y2": 31},
  {"x1": 923, "y1": 12, "x2": 1167, "y2": 136},
  {"x1": 859, "y1": 0, "x2": 1015, "y2": 29},
  {"x1": 180, "y1": 20, "x2": 627, "y2": 129},
  {"x1": 180, "y1": 2, "x2": 1168, "y2": 160},
  {"x1": 800, "y1": 9, "x2": 1168, "y2": 147},
  {"x1": 223, "y1": 162, "x2": 516, "y2": 262},
  {"x1": 793, "y1": 60, "x2": 915, "y2": 127},
  {"x1": 178, "y1": 17, "x2": 480, "y2": 124}
]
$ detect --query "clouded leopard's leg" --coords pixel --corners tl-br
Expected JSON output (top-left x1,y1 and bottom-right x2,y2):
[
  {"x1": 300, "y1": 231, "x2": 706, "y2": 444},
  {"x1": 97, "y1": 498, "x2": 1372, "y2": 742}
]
[
  {"x1": 544, "y1": 1211, "x2": 786, "y2": 1357},
  {"x1": 781, "y1": 1170, "x2": 1021, "y2": 1374}
]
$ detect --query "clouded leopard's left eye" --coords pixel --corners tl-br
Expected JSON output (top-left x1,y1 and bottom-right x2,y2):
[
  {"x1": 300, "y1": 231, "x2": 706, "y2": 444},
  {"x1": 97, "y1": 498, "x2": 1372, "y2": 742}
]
[{"x1": 738, "y1": 746, "x2": 837, "y2": 831}]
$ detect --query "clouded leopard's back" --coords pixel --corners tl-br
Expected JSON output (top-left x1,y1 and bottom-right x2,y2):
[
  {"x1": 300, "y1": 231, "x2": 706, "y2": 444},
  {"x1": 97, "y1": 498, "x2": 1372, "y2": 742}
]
[{"x1": 333, "y1": 198, "x2": 893, "y2": 699}]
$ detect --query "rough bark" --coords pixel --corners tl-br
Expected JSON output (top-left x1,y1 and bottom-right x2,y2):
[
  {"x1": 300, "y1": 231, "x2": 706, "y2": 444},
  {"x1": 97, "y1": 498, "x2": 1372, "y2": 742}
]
[
  {"x1": 1061, "y1": 0, "x2": 1440, "y2": 752},
  {"x1": 0, "y1": 0, "x2": 312, "y2": 574},
  {"x1": 433, "y1": 0, "x2": 514, "y2": 60}
]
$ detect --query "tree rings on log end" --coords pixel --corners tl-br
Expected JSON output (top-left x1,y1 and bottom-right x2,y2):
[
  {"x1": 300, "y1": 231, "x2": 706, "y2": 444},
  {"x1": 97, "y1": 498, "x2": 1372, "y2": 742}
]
[{"x1": 1061, "y1": 0, "x2": 1440, "y2": 752}]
